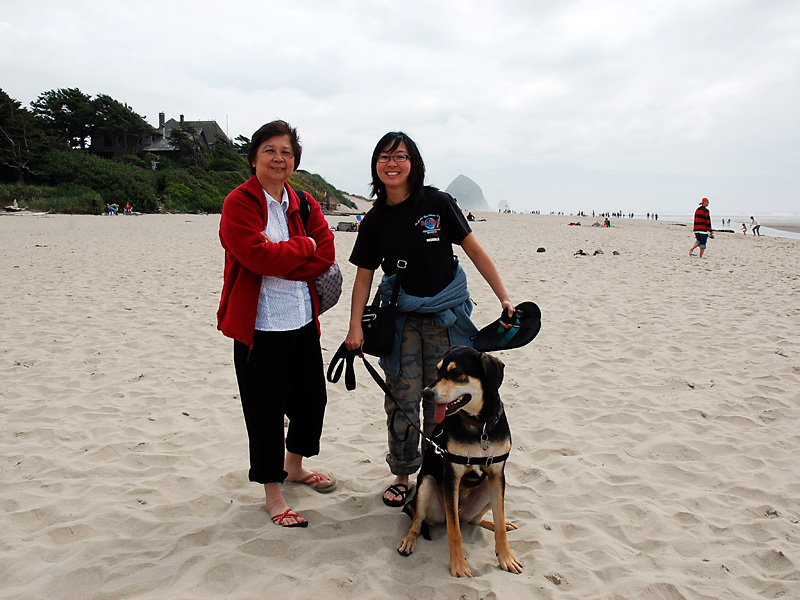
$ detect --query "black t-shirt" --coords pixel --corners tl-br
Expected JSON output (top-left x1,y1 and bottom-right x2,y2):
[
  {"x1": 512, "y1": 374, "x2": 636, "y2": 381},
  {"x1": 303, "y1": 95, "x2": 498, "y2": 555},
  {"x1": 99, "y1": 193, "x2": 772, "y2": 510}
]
[{"x1": 349, "y1": 188, "x2": 471, "y2": 298}]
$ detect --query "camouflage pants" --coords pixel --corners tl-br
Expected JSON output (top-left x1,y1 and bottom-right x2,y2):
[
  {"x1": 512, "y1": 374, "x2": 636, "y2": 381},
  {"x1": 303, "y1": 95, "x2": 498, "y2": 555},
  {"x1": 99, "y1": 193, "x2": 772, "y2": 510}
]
[{"x1": 384, "y1": 312, "x2": 451, "y2": 475}]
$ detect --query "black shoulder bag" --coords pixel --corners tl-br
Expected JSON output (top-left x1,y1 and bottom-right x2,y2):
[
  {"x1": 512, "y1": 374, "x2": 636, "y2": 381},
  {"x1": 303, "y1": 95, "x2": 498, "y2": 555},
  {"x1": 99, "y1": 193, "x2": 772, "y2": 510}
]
[{"x1": 361, "y1": 260, "x2": 406, "y2": 356}]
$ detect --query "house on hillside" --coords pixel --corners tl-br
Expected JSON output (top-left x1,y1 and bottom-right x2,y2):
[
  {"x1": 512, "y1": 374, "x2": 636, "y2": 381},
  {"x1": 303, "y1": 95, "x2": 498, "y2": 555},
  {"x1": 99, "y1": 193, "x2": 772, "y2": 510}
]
[
  {"x1": 141, "y1": 113, "x2": 230, "y2": 162},
  {"x1": 90, "y1": 112, "x2": 229, "y2": 163}
]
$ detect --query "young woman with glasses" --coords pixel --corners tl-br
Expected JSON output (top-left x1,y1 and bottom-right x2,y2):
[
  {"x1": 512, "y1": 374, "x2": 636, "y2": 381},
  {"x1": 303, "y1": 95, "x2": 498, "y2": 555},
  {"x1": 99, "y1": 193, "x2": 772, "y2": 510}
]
[{"x1": 345, "y1": 131, "x2": 515, "y2": 507}]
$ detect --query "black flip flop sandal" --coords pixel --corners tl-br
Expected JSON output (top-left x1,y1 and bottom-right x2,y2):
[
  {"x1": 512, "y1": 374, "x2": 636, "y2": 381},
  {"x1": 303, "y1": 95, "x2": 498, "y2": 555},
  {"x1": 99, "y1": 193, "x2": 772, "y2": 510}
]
[
  {"x1": 473, "y1": 301, "x2": 542, "y2": 352},
  {"x1": 382, "y1": 483, "x2": 410, "y2": 507}
]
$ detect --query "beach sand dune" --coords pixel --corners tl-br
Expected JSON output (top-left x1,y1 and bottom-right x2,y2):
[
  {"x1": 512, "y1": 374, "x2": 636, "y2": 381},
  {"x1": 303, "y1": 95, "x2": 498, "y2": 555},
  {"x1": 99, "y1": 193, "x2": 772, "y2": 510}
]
[{"x1": 2, "y1": 213, "x2": 799, "y2": 599}]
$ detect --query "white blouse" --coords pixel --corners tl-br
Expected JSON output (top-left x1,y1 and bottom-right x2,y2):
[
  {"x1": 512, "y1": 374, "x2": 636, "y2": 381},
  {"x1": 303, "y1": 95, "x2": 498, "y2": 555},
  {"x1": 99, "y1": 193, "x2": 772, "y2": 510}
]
[{"x1": 254, "y1": 187, "x2": 313, "y2": 331}]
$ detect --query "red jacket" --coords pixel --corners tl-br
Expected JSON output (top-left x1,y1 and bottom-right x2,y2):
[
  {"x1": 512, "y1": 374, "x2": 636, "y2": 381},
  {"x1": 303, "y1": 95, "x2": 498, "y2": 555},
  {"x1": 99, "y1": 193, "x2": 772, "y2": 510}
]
[{"x1": 217, "y1": 175, "x2": 335, "y2": 346}]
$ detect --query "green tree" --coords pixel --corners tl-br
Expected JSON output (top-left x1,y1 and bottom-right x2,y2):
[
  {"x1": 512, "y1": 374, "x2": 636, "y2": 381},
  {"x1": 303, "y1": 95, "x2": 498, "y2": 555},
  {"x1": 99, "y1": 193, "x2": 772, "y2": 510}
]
[
  {"x1": 92, "y1": 94, "x2": 154, "y2": 157},
  {"x1": 207, "y1": 137, "x2": 248, "y2": 172},
  {"x1": 0, "y1": 88, "x2": 62, "y2": 183},
  {"x1": 30, "y1": 88, "x2": 95, "y2": 150},
  {"x1": 168, "y1": 124, "x2": 207, "y2": 168},
  {"x1": 234, "y1": 134, "x2": 250, "y2": 156}
]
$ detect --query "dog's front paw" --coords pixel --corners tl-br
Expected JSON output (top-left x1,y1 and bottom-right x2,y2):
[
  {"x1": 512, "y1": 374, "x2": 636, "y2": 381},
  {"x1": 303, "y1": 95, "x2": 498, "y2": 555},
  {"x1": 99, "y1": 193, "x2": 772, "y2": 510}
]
[
  {"x1": 497, "y1": 550, "x2": 523, "y2": 574},
  {"x1": 397, "y1": 535, "x2": 417, "y2": 556},
  {"x1": 450, "y1": 556, "x2": 473, "y2": 578}
]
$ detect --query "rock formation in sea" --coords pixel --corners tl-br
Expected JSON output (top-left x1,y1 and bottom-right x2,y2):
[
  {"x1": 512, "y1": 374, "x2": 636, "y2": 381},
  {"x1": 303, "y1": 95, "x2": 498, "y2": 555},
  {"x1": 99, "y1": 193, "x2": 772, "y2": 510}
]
[{"x1": 444, "y1": 175, "x2": 491, "y2": 211}]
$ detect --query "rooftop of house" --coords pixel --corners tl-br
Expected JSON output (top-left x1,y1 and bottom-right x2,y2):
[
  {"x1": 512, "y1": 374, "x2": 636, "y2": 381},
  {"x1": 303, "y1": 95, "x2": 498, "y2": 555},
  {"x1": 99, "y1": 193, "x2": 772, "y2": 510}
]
[
  {"x1": 141, "y1": 112, "x2": 230, "y2": 153},
  {"x1": 161, "y1": 115, "x2": 229, "y2": 145}
]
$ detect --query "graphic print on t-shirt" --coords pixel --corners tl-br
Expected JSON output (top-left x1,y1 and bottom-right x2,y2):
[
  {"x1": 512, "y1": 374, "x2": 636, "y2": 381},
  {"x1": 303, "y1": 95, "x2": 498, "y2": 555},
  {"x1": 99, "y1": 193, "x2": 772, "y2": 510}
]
[{"x1": 415, "y1": 213, "x2": 441, "y2": 242}]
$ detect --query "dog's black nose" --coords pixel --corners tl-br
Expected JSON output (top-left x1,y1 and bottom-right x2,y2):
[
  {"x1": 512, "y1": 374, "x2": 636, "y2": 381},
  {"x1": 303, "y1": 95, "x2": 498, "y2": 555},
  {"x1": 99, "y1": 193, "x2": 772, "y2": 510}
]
[{"x1": 422, "y1": 387, "x2": 434, "y2": 400}]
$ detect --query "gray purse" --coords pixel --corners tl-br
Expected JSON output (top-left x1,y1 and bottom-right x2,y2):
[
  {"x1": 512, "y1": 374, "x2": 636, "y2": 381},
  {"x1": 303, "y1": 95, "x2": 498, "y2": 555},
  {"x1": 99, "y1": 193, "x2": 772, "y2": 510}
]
[
  {"x1": 293, "y1": 186, "x2": 343, "y2": 315},
  {"x1": 313, "y1": 261, "x2": 343, "y2": 314}
]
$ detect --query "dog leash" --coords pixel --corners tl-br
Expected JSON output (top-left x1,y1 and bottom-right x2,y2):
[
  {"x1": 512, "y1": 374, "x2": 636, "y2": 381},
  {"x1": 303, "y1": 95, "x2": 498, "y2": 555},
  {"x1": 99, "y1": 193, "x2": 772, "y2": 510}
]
[
  {"x1": 327, "y1": 343, "x2": 443, "y2": 450},
  {"x1": 327, "y1": 343, "x2": 509, "y2": 466}
]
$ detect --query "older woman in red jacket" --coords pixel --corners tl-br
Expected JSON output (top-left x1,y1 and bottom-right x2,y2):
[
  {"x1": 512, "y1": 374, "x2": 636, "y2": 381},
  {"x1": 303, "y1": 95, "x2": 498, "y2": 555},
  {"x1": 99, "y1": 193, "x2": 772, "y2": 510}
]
[{"x1": 218, "y1": 120, "x2": 337, "y2": 528}]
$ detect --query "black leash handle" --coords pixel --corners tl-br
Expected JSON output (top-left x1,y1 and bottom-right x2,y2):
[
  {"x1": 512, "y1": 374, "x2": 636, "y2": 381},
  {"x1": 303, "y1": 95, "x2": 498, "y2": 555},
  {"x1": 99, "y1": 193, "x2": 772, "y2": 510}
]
[
  {"x1": 326, "y1": 343, "x2": 359, "y2": 390},
  {"x1": 326, "y1": 342, "x2": 397, "y2": 399}
]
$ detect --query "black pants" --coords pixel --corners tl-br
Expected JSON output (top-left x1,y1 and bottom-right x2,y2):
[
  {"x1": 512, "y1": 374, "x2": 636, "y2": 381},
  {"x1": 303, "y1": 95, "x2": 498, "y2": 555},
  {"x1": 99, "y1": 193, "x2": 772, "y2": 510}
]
[{"x1": 233, "y1": 322, "x2": 327, "y2": 484}]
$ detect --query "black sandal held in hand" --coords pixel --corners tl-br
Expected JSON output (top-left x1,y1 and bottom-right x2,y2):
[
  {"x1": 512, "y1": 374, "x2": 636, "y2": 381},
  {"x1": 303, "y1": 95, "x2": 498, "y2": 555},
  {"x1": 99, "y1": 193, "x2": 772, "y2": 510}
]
[
  {"x1": 472, "y1": 301, "x2": 542, "y2": 352},
  {"x1": 382, "y1": 483, "x2": 410, "y2": 507}
]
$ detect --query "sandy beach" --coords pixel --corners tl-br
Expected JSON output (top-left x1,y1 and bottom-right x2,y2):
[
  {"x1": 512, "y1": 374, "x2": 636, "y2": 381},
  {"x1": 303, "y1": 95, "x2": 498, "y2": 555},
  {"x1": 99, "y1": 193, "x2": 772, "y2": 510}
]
[{"x1": 2, "y1": 212, "x2": 800, "y2": 600}]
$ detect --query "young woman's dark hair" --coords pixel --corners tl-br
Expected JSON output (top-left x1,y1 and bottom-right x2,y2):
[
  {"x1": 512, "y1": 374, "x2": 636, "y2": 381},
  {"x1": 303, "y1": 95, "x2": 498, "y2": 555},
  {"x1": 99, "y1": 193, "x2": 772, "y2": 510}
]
[
  {"x1": 370, "y1": 131, "x2": 426, "y2": 205},
  {"x1": 247, "y1": 120, "x2": 302, "y2": 174}
]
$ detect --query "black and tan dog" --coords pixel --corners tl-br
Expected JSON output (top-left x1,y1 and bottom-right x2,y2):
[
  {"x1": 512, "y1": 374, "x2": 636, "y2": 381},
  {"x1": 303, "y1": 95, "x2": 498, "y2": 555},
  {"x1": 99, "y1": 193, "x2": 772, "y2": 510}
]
[{"x1": 397, "y1": 346, "x2": 523, "y2": 577}]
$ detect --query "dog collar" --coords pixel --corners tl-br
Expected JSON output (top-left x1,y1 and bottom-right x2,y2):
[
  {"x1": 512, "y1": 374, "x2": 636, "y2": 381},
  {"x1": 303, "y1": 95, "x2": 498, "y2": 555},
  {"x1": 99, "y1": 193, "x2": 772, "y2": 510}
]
[
  {"x1": 485, "y1": 404, "x2": 505, "y2": 432},
  {"x1": 459, "y1": 404, "x2": 505, "y2": 442},
  {"x1": 440, "y1": 450, "x2": 510, "y2": 466},
  {"x1": 435, "y1": 405, "x2": 510, "y2": 466}
]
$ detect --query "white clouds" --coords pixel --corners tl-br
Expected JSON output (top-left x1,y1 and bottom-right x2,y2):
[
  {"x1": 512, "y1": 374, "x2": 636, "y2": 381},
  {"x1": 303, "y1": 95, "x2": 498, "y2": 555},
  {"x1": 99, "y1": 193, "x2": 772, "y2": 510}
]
[{"x1": 1, "y1": 0, "x2": 798, "y2": 213}]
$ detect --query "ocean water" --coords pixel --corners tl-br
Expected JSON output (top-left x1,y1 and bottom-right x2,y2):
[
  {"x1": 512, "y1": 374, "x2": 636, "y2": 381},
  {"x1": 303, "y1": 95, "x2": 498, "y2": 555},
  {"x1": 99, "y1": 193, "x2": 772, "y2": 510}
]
[{"x1": 648, "y1": 213, "x2": 800, "y2": 240}]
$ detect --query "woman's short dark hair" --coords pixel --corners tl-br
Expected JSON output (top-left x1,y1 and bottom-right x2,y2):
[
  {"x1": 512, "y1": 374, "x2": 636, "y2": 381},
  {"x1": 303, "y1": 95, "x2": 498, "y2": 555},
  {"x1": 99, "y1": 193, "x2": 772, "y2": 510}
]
[
  {"x1": 370, "y1": 131, "x2": 426, "y2": 205},
  {"x1": 247, "y1": 120, "x2": 302, "y2": 174}
]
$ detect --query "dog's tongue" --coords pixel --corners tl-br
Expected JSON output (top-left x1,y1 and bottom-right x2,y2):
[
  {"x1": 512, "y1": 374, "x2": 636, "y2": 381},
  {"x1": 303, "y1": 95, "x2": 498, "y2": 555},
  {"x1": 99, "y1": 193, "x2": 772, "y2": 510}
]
[{"x1": 435, "y1": 404, "x2": 447, "y2": 424}]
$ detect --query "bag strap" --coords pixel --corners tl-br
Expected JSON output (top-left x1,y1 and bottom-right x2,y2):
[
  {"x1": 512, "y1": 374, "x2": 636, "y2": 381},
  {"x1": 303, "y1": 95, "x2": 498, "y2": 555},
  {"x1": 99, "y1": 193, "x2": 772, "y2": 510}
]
[
  {"x1": 388, "y1": 260, "x2": 406, "y2": 307},
  {"x1": 287, "y1": 184, "x2": 311, "y2": 229},
  {"x1": 368, "y1": 260, "x2": 406, "y2": 309}
]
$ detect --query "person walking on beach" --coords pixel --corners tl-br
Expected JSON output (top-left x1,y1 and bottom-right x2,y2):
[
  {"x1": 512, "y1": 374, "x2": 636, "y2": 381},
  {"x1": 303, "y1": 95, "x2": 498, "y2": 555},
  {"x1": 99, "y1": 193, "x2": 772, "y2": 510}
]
[
  {"x1": 750, "y1": 216, "x2": 762, "y2": 236},
  {"x1": 344, "y1": 131, "x2": 516, "y2": 508},
  {"x1": 217, "y1": 120, "x2": 337, "y2": 528},
  {"x1": 689, "y1": 197, "x2": 713, "y2": 258}
]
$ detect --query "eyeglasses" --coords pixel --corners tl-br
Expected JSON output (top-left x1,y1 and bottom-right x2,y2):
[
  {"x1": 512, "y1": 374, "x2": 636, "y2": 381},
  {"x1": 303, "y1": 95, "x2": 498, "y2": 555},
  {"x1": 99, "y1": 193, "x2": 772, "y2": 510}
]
[
  {"x1": 377, "y1": 154, "x2": 410, "y2": 163},
  {"x1": 262, "y1": 148, "x2": 294, "y2": 159}
]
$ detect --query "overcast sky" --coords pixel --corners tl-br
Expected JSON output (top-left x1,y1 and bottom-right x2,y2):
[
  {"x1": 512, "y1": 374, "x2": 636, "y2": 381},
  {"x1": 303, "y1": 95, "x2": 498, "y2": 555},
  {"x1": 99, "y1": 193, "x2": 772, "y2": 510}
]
[{"x1": 2, "y1": 0, "x2": 798, "y2": 214}]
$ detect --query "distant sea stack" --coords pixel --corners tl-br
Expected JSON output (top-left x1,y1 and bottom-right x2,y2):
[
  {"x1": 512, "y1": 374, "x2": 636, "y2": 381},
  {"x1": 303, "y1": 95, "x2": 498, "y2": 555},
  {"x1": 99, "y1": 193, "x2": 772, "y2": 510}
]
[{"x1": 445, "y1": 175, "x2": 491, "y2": 211}]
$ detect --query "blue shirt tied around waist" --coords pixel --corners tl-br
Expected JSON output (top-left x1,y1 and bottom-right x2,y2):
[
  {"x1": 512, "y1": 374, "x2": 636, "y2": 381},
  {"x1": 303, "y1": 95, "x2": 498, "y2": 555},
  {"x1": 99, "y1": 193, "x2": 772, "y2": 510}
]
[{"x1": 377, "y1": 258, "x2": 478, "y2": 375}]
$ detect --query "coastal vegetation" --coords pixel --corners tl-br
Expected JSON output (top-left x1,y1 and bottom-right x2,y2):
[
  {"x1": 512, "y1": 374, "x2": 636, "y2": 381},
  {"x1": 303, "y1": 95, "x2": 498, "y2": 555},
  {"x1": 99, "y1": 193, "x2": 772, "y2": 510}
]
[{"x1": 1, "y1": 87, "x2": 355, "y2": 213}]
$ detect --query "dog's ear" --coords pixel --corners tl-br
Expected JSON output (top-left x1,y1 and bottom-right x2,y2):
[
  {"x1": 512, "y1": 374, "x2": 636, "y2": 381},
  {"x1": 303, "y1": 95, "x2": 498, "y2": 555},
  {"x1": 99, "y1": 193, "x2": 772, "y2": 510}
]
[
  {"x1": 438, "y1": 346, "x2": 463, "y2": 370},
  {"x1": 482, "y1": 353, "x2": 505, "y2": 391}
]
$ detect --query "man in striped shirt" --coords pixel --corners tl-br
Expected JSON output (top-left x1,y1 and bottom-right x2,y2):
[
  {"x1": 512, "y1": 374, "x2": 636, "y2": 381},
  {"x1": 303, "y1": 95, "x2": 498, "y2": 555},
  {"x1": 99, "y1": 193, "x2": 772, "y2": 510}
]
[{"x1": 690, "y1": 197, "x2": 714, "y2": 258}]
